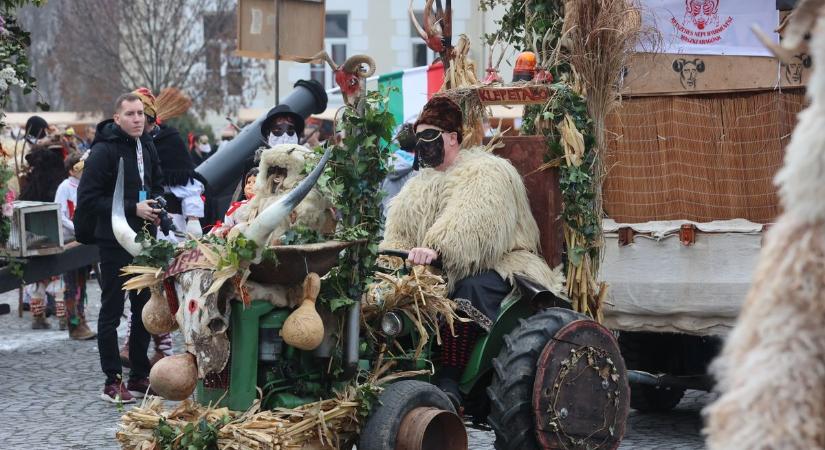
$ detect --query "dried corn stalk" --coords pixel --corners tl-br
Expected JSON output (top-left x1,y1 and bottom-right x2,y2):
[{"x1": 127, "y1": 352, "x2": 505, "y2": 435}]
[{"x1": 117, "y1": 392, "x2": 362, "y2": 450}]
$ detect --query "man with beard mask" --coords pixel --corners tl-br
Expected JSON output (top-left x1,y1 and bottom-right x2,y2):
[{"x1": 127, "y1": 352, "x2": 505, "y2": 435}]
[
  {"x1": 379, "y1": 96, "x2": 564, "y2": 408},
  {"x1": 261, "y1": 104, "x2": 304, "y2": 147}
]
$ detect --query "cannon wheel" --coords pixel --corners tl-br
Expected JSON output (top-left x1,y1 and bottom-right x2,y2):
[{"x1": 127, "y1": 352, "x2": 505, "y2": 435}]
[{"x1": 358, "y1": 380, "x2": 467, "y2": 450}]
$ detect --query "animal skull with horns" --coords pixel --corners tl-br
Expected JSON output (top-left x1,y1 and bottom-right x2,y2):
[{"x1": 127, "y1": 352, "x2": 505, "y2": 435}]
[
  {"x1": 294, "y1": 52, "x2": 376, "y2": 106},
  {"x1": 111, "y1": 146, "x2": 332, "y2": 391}
]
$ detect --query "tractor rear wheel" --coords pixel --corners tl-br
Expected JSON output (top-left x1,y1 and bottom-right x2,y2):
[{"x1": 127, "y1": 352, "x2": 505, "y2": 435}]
[{"x1": 487, "y1": 308, "x2": 630, "y2": 450}]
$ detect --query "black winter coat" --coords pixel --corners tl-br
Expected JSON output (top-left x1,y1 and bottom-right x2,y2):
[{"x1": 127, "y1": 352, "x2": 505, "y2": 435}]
[
  {"x1": 151, "y1": 124, "x2": 196, "y2": 187},
  {"x1": 76, "y1": 119, "x2": 164, "y2": 246}
]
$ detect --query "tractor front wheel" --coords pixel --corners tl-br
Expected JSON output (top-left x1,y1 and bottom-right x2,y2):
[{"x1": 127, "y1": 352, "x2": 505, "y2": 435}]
[{"x1": 358, "y1": 380, "x2": 467, "y2": 450}]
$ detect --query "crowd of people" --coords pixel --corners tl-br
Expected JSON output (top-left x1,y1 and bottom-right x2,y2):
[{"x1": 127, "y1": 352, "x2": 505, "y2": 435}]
[{"x1": 11, "y1": 82, "x2": 516, "y2": 410}]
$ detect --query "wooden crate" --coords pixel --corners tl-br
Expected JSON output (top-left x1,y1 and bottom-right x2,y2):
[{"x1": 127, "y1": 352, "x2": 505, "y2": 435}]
[{"x1": 5, "y1": 201, "x2": 64, "y2": 257}]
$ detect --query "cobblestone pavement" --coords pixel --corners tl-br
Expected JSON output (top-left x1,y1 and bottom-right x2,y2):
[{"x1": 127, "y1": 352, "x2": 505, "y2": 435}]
[{"x1": 0, "y1": 281, "x2": 712, "y2": 450}]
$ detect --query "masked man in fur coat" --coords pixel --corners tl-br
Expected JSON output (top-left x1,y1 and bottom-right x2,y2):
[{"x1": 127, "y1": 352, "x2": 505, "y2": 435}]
[{"x1": 380, "y1": 96, "x2": 564, "y2": 406}]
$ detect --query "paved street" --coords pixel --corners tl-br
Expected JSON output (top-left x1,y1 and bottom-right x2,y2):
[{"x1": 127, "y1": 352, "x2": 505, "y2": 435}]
[{"x1": 0, "y1": 281, "x2": 711, "y2": 450}]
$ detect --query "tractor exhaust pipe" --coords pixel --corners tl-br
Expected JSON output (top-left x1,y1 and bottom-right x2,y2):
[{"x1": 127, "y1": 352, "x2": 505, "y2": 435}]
[
  {"x1": 396, "y1": 407, "x2": 468, "y2": 450},
  {"x1": 342, "y1": 301, "x2": 361, "y2": 379}
]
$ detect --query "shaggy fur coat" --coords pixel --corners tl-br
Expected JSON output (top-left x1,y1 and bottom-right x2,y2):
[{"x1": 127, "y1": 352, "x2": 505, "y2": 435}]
[
  {"x1": 703, "y1": 10, "x2": 825, "y2": 450},
  {"x1": 234, "y1": 144, "x2": 334, "y2": 243},
  {"x1": 382, "y1": 147, "x2": 564, "y2": 294}
]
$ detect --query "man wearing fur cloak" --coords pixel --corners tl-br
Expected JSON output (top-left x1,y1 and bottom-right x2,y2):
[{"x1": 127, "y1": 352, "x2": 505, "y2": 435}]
[
  {"x1": 228, "y1": 143, "x2": 335, "y2": 244},
  {"x1": 380, "y1": 96, "x2": 564, "y2": 405}
]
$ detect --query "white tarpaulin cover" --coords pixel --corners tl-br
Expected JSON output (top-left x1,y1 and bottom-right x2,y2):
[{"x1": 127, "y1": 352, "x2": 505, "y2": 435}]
[
  {"x1": 640, "y1": 0, "x2": 779, "y2": 56},
  {"x1": 601, "y1": 219, "x2": 764, "y2": 336}
]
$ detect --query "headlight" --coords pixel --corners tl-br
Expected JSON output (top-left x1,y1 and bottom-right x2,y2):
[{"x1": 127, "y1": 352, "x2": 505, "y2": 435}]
[{"x1": 380, "y1": 311, "x2": 404, "y2": 337}]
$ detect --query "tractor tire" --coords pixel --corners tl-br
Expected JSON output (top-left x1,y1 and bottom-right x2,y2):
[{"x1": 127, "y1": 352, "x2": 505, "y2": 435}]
[
  {"x1": 358, "y1": 380, "x2": 458, "y2": 450},
  {"x1": 629, "y1": 385, "x2": 685, "y2": 413},
  {"x1": 486, "y1": 307, "x2": 584, "y2": 450}
]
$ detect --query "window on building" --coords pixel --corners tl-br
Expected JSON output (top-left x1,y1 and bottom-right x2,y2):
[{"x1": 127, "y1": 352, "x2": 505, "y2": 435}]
[
  {"x1": 312, "y1": 12, "x2": 349, "y2": 89},
  {"x1": 410, "y1": 11, "x2": 435, "y2": 67}
]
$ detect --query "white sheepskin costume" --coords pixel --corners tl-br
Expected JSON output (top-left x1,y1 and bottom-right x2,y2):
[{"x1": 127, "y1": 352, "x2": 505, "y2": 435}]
[
  {"x1": 381, "y1": 147, "x2": 564, "y2": 294},
  {"x1": 233, "y1": 144, "x2": 335, "y2": 244},
  {"x1": 703, "y1": 5, "x2": 825, "y2": 449}
]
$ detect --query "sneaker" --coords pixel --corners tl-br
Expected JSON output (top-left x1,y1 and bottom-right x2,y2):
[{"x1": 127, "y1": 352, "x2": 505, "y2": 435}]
[
  {"x1": 101, "y1": 380, "x2": 135, "y2": 404},
  {"x1": 69, "y1": 322, "x2": 97, "y2": 341},
  {"x1": 127, "y1": 377, "x2": 156, "y2": 399},
  {"x1": 31, "y1": 316, "x2": 51, "y2": 330}
]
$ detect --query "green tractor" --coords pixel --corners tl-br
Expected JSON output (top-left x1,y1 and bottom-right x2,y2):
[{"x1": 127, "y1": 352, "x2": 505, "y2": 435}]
[{"x1": 194, "y1": 243, "x2": 629, "y2": 450}]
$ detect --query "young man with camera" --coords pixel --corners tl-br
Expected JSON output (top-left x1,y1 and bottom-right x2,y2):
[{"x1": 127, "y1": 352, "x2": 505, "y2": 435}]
[{"x1": 76, "y1": 93, "x2": 165, "y2": 403}]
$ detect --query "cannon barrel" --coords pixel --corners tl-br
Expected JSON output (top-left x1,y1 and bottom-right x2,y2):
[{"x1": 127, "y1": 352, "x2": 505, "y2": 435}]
[{"x1": 196, "y1": 79, "x2": 327, "y2": 196}]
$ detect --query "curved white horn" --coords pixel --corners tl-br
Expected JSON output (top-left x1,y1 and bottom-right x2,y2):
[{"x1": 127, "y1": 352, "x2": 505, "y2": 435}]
[
  {"x1": 112, "y1": 158, "x2": 143, "y2": 256},
  {"x1": 244, "y1": 146, "x2": 332, "y2": 247}
]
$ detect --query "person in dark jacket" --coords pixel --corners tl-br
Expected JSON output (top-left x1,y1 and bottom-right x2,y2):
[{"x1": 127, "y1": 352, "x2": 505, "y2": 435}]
[
  {"x1": 76, "y1": 92, "x2": 165, "y2": 404},
  {"x1": 116, "y1": 87, "x2": 202, "y2": 369}
]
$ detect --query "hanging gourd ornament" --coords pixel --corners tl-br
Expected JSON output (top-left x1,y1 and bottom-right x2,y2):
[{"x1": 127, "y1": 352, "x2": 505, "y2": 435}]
[{"x1": 280, "y1": 272, "x2": 324, "y2": 350}]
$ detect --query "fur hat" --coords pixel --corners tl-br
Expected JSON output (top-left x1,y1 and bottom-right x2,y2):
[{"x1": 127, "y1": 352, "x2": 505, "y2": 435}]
[
  {"x1": 414, "y1": 96, "x2": 463, "y2": 143},
  {"x1": 133, "y1": 87, "x2": 157, "y2": 118}
]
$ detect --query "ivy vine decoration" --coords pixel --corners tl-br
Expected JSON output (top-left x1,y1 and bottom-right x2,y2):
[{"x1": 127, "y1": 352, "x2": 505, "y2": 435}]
[
  {"x1": 523, "y1": 83, "x2": 602, "y2": 317},
  {"x1": 313, "y1": 90, "x2": 396, "y2": 306}
]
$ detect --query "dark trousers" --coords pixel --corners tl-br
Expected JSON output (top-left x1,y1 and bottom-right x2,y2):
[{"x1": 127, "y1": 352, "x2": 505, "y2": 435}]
[
  {"x1": 440, "y1": 271, "x2": 511, "y2": 374},
  {"x1": 97, "y1": 244, "x2": 151, "y2": 384}
]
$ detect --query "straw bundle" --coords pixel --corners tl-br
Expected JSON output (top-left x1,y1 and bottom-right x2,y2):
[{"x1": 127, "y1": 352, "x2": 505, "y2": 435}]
[
  {"x1": 117, "y1": 394, "x2": 361, "y2": 450},
  {"x1": 155, "y1": 88, "x2": 192, "y2": 122},
  {"x1": 441, "y1": 34, "x2": 479, "y2": 90},
  {"x1": 563, "y1": 0, "x2": 656, "y2": 257},
  {"x1": 363, "y1": 265, "x2": 464, "y2": 359}
]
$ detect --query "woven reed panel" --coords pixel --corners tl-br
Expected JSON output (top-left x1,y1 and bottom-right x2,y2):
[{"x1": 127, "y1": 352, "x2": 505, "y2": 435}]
[{"x1": 603, "y1": 89, "x2": 806, "y2": 223}]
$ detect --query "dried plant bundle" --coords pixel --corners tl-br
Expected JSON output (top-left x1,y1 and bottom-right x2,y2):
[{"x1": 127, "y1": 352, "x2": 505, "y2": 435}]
[
  {"x1": 155, "y1": 87, "x2": 193, "y2": 122},
  {"x1": 363, "y1": 264, "x2": 465, "y2": 359}
]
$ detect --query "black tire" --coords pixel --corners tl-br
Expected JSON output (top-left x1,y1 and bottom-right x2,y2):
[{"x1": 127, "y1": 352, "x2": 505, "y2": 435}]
[
  {"x1": 486, "y1": 307, "x2": 585, "y2": 450},
  {"x1": 629, "y1": 385, "x2": 685, "y2": 413},
  {"x1": 358, "y1": 380, "x2": 457, "y2": 450}
]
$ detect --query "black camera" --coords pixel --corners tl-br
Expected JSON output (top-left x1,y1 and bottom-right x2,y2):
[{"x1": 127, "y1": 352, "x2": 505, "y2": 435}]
[{"x1": 152, "y1": 196, "x2": 176, "y2": 236}]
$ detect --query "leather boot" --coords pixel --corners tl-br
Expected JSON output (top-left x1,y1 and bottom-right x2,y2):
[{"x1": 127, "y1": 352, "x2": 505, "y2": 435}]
[{"x1": 69, "y1": 321, "x2": 96, "y2": 340}]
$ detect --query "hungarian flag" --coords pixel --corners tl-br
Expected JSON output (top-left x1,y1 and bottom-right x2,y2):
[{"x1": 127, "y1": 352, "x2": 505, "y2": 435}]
[{"x1": 378, "y1": 61, "x2": 444, "y2": 127}]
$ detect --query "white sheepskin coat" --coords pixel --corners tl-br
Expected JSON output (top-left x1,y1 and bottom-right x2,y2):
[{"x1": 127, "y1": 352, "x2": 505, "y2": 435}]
[
  {"x1": 381, "y1": 147, "x2": 564, "y2": 294},
  {"x1": 703, "y1": 11, "x2": 825, "y2": 450}
]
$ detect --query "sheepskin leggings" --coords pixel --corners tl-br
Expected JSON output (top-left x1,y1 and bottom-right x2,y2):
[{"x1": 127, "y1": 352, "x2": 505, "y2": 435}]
[{"x1": 26, "y1": 279, "x2": 65, "y2": 319}]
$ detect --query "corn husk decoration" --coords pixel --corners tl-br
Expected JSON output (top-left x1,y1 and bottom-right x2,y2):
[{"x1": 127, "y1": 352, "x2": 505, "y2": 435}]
[
  {"x1": 117, "y1": 391, "x2": 362, "y2": 450},
  {"x1": 363, "y1": 264, "x2": 466, "y2": 359}
]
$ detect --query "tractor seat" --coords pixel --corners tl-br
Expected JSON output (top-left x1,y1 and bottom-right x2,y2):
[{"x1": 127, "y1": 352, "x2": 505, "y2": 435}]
[{"x1": 513, "y1": 274, "x2": 571, "y2": 310}]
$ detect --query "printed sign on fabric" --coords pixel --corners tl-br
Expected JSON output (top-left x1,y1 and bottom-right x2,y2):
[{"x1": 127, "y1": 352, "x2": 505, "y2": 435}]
[{"x1": 640, "y1": 0, "x2": 779, "y2": 56}]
